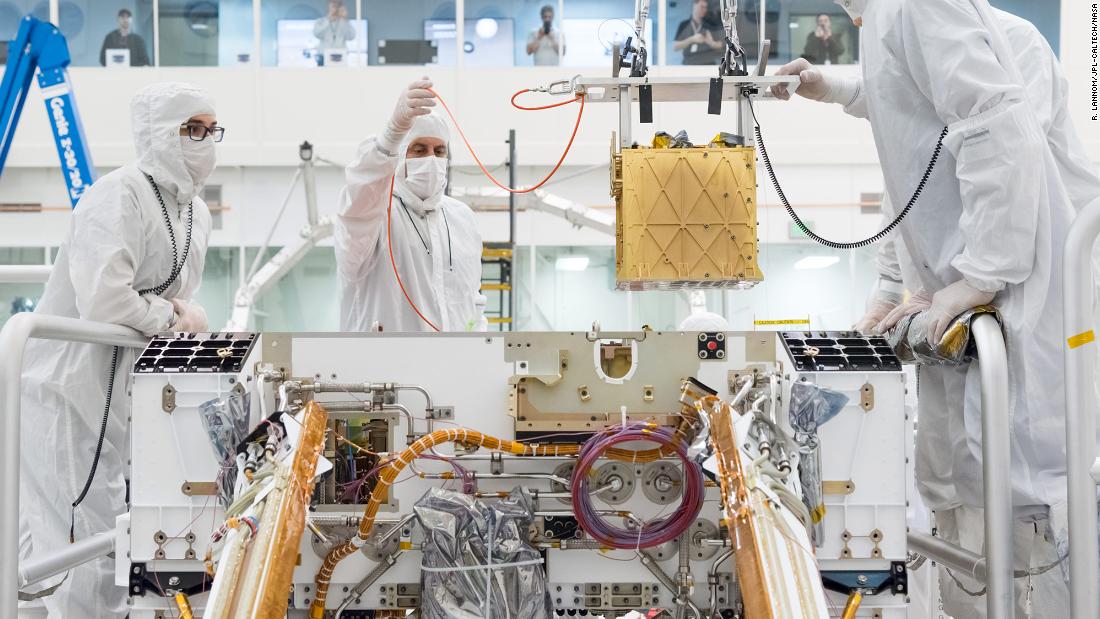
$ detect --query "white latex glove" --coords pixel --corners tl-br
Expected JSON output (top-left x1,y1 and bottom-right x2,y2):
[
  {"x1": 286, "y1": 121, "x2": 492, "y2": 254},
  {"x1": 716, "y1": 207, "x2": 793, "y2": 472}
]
[
  {"x1": 873, "y1": 289, "x2": 933, "y2": 335},
  {"x1": 925, "y1": 280, "x2": 996, "y2": 346},
  {"x1": 380, "y1": 78, "x2": 436, "y2": 153},
  {"x1": 769, "y1": 58, "x2": 857, "y2": 105},
  {"x1": 853, "y1": 299, "x2": 898, "y2": 335},
  {"x1": 171, "y1": 298, "x2": 208, "y2": 333}
]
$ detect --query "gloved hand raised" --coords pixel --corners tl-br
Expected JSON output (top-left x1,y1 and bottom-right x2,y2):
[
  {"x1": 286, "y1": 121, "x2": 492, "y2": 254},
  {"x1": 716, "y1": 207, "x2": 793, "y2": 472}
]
[
  {"x1": 769, "y1": 58, "x2": 856, "y2": 105},
  {"x1": 873, "y1": 289, "x2": 933, "y2": 335},
  {"x1": 171, "y1": 298, "x2": 208, "y2": 333},
  {"x1": 381, "y1": 78, "x2": 436, "y2": 153},
  {"x1": 925, "y1": 280, "x2": 995, "y2": 346}
]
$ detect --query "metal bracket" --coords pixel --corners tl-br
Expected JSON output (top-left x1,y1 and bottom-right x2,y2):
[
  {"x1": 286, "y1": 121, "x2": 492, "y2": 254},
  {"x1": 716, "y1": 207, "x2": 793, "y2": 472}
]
[
  {"x1": 728, "y1": 364, "x2": 768, "y2": 391},
  {"x1": 161, "y1": 385, "x2": 176, "y2": 413},
  {"x1": 426, "y1": 406, "x2": 454, "y2": 421},
  {"x1": 490, "y1": 452, "x2": 503, "y2": 476},
  {"x1": 181, "y1": 481, "x2": 218, "y2": 496},
  {"x1": 821, "y1": 562, "x2": 907, "y2": 597},
  {"x1": 840, "y1": 528, "x2": 884, "y2": 560},
  {"x1": 152, "y1": 529, "x2": 196, "y2": 560},
  {"x1": 860, "y1": 383, "x2": 875, "y2": 412},
  {"x1": 129, "y1": 563, "x2": 210, "y2": 597},
  {"x1": 822, "y1": 480, "x2": 855, "y2": 496}
]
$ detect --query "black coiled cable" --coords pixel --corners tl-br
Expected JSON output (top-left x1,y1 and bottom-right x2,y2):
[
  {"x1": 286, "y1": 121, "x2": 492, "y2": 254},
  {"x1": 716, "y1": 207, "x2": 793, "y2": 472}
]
[
  {"x1": 751, "y1": 100, "x2": 948, "y2": 250},
  {"x1": 70, "y1": 174, "x2": 194, "y2": 542}
]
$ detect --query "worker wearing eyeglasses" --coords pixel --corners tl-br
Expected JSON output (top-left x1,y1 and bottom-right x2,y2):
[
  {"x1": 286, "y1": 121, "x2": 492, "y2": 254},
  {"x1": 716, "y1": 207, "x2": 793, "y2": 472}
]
[{"x1": 19, "y1": 82, "x2": 220, "y2": 617}]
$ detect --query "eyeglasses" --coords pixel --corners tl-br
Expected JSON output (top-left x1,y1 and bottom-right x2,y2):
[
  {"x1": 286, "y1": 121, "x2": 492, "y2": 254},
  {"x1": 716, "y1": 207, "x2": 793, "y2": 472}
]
[{"x1": 181, "y1": 124, "x2": 225, "y2": 142}]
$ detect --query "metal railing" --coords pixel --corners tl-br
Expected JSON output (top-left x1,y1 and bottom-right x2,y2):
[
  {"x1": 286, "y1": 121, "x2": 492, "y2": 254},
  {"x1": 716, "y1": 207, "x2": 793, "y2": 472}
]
[
  {"x1": 0, "y1": 265, "x2": 50, "y2": 283},
  {"x1": 905, "y1": 313, "x2": 1013, "y2": 618},
  {"x1": 1064, "y1": 198, "x2": 1100, "y2": 618},
  {"x1": 0, "y1": 313, "x2": 147, "y2": 614}
]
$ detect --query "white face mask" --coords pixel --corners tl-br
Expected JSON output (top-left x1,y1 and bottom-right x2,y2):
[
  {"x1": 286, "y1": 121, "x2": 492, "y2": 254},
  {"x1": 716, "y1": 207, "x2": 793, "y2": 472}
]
[
  {"x1": 180, "y1": 136, "x2": 216, "y2": 186},
  {"x1": 404, "y1": 156, "x2": 448, "y2": 201},
  {"x1": 834, "y1": 0, "x2": 868, "y2": 22}
]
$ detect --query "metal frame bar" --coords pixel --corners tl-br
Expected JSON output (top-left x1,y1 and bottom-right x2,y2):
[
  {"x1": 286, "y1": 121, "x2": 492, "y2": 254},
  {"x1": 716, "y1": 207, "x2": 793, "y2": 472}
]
[
  {"x1": 1065, "y1": 198, "x2": 1100, "y2": 618},
  {"x1": 972, "y1": 314, "x2": 1013, "y2": 618},
  {"x1": 0, "y1": 313, "x2": 147, "y2": 614},
  {"x1": 905, "y1": 314, "x2": 1012, "y2": 618},
  {"x1": 0, "y1": 265, "x2": 51, "y2": 283},
  {"x1": 19, "y1": 531, "x2": 113, "y2": 590}
]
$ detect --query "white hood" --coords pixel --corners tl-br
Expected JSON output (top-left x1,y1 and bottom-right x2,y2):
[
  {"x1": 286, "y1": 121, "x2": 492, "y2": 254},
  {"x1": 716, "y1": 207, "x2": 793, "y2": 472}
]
[
  {"x1": 130, "y1": 82, "x2": 216, "y2": 205},
  {"x1": 394, "y1": 112, "x2": 451, "y2": 213}
]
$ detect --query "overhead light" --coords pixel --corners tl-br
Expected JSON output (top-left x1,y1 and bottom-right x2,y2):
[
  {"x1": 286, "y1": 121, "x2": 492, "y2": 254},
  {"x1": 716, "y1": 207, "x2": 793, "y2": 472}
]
[
  {"x1": 475, "y1": 18, "x2": 498, "y2": 39},
  {"x1": 555, "y1": 256, "x2": 590, "y2": 272},
  {"x1": 794, "y1": 256, "x2": 840, "y2": 270}
]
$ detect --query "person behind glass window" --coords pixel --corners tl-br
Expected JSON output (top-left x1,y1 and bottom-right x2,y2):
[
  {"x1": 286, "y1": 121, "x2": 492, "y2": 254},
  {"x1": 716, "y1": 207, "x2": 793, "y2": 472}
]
[
  {"x1": 802, "y1": 13, "x2": 845, "y2": 65},
  {"x1": 99, "y1": 8, "x2": 150, "y2": 66},
  {"x1": 314, "y1": 0, "x2": 356, "y2": 64},
  {"x1": 673, "y1": 0, "x2": 723, "y2": 65},
  {"x1": 526, "y1": 5, "x2": 565, "y2": 66}
]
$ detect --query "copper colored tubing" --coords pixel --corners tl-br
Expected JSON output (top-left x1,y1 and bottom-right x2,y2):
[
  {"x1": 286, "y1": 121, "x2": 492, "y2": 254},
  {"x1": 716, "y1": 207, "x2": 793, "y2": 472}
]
[{"x1": 308, "y1": 426, "x2": 692, "y2": 616}]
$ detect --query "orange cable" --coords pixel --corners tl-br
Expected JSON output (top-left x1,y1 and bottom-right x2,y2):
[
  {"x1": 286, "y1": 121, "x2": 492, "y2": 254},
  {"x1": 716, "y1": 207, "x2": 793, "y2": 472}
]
[
  {"x1": 388, "y1": 87, "x2": 586, "y2": 331},
  {"x1": 510, "y1": 88, "x2": 583, "y2": 111},
  {"x1": 386, "y1": 175, "x2": 441, "y2": 332},
  {"x1": 428, "y1": 87, "x2": 585, "y2": 194}
]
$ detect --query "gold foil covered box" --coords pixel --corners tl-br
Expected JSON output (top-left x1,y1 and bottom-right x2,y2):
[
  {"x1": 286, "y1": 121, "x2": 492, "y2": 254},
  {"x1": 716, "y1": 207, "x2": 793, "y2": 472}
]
[{"x1": 612, "y1": 145, "x2": 763, "y2": 290}]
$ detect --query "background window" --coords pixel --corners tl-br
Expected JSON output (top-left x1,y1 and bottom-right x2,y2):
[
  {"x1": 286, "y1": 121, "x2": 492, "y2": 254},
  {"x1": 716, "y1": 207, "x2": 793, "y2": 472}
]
[
  {"x1": 361, "y1": 0, "x2": 453, "y2": 66},
  {"x1": 158, "y1": 0, "x2": 254, "y2": 66},
  {"x1": 0, "y1": 1, "x2": 47, "y2": 64},
  {"x1": 561, "y1": 0, "x2": 656, "y2": 67},
  {"x1": 990, "y1": 0, "x2": 1060, "y2": 53},
  {"x1": 54, "y1": 1, "x2": 155, "y2": 67},
  {"x1": 262, "y1": 0, "x2": 368, "y2": 67},
  {"x1": 0, "y1": 248, "x2": 47, "y2": 330},
  {"x1": 664, "y1": 0, "x2": 840, "y2": 67}
]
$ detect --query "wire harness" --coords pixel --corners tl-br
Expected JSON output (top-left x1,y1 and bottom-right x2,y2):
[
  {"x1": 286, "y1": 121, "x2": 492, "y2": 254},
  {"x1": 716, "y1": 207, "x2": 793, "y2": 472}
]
[{"x1": 571, "y1": 423, "x2": 705, "y2": 549}]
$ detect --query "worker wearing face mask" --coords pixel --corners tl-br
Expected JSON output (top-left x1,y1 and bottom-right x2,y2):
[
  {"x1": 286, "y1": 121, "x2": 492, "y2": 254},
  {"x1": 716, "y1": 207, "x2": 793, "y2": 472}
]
[
  {"x1": 773, "y1": 0, "x2": 1100, "y2": 616},
  {"x1": 335, "y1": 78, "x2": 486, "y2": 332},
  {"x1": 18, "y1": 82, "x2": 218, "y2": 616}
]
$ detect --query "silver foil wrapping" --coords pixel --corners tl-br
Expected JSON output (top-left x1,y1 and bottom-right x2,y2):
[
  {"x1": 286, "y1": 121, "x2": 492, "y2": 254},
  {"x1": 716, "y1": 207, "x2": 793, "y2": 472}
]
[
  {"x1": 886, "y1": 305, "x2": 1001, "y2": 365},
  {"x1": 415, "y1": 486, "x2": 552, "y2": 619},
  {"x1": 789, "y1": 382, "x2": 849, "y2": 546},
  {"x1": 198, "y1": 390, "x2": 251, "y2": 508}
]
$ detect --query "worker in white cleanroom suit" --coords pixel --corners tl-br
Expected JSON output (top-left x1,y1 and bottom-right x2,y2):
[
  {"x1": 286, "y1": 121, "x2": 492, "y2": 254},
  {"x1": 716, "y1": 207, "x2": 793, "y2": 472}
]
[
  {"x1": 18, "y1": 82, "x2": 216, "y2": 617},
  {"x1": 335, "y1": 78, "x2": 485, "y2": 332},
  {"x1": 774, "y1": 0, "x2": 1100, "y2": 615},
  {"x1": 678, "y1": 291, "x2": 730, "y2": 331}
]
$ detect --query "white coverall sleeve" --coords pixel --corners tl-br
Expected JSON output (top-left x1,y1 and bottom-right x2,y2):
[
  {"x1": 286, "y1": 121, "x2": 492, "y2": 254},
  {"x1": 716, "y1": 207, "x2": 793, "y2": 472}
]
[
  {"x1": 68, "y1": 187, "x2": 175, "y2": 337},
  {"x1": 335, "y1": 137, "x2": 399, "y2": 284},
  {"x1": 900, "y1": 0, "x2": 1044, "y2": 293},
  {"x1": 838, "y1": 76, "x2": 869, "y2": 120}
]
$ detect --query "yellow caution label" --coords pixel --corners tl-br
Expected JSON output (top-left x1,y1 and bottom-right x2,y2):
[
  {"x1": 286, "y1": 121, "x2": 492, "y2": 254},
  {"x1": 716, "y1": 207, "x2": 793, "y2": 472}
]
[
  {"x1": 1068, "y1": 330, "x2": 1096, "y2": 349},
  {"x1": 754, "y1": 319, "x2": 811, "y2": 326}
]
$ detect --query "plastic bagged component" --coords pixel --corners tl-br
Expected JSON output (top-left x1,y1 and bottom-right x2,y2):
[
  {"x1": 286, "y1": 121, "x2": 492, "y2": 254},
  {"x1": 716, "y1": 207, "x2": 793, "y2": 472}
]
[
  {"x1": 652, "y1": 130, "x2": 693, "y2": 149},
  {"x1": 198, "y1": 389, "x2": 252, "y2": 508},
  {"x1": 709, "y1": 132, "x2": 745, "y2": 147},
  {"x1": 414, "y1": 486, "x2": 552, "y2": 619},
  {"x1": 789, "y1": 382, "x2": 849, "y2": 545},
  {"x1": 886, "y1": 305, "x2": 1001, "y2": 365}
]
